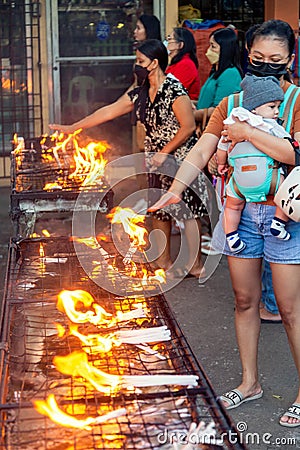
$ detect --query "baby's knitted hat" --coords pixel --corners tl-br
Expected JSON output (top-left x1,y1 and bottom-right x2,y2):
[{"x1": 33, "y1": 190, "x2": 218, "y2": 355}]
[{"x1": 241, "y1": 74, "x2": 284, "y2": 111}]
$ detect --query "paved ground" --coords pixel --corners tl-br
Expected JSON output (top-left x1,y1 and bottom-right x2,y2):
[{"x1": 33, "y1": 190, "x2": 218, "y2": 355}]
[{"x1": 0, "y1": 182, "x2": 299, "y2": 450}]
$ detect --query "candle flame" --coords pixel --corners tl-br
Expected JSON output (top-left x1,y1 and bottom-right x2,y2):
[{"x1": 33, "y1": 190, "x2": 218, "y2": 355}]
[
  {"x1": 57, "y1": 290, "x2": 114, "y2": 327},
  {"x1": 16, "y1": 130, "x2": 110, "y2": 190},
  {"x1": 55, "y1": 323, "x2": 66, "y2": 338},
  {"x1": 34, "y1": 394, "x2": 95, "y2": 430},
  {"x1": 107, "y1": 206, "x2": 147, "y2": 248},
  {"x1": 54, "y1": 351, "x2": 121, "y2": 394},
  {"x1": 150, "y1": 269, "x2": 166, "y2": 284},
  {"x1": 39, "y1": 243, "x2": 45, "y2": 258},
  {"x1": 69, "y1": 139, "x2": 108, "y2": 186},
  {"x1": 69, "y1": 324, "x2": 120, "y2": 354},
  {"x1": 1, "y1": 76, "x2": 27, "y2": 94},
  {"x1": 57, "y1": 290, "x2": 146, "y2": 327},
  {"x1": 34, "y1": 394, "x2": 126, "y2": 430}
]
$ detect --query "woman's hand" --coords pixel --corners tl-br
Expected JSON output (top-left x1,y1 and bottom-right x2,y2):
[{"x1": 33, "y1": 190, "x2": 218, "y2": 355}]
[
  {"x1": 151, "y1": 152, "x2": 168, "y2": 168},
  {"x1": 223, "y1": 117, "x2": 253, "y2": 151},
  {"x1": 148, "y1": 191, "x2": 182, "y2": 212},
  {"x1": 49, "y1": 123, "x2": 77, "y2": 134}
]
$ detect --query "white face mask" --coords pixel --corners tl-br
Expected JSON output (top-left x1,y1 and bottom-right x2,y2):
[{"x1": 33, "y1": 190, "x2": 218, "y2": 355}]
[
  {"x1": 163, "y1": 39, "x2": 170, "y2": 55},
  {"x1": 206, "y1": 47, "x2": 219, "y2": 65}
]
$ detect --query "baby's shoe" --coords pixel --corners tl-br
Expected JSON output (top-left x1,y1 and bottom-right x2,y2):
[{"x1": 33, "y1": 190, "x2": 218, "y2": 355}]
[
  {"x1": 270, "y1": 217, "x2": 290, "y2": 240},
  {"x1": 226, "y1": 231, "x2": 246, "y2": 253}
]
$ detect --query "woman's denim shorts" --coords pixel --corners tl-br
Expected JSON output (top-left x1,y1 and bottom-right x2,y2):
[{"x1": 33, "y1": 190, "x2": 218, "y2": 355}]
[{"x1": 212, "y1": 202, "x2": 300, "y2": 264}]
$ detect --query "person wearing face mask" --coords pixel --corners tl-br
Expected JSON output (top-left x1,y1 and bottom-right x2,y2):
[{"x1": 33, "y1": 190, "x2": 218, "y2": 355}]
[
  {"x1": 244, "y1": 24, "x2": 283, "y2": 325},
  {"x1": 216, "y1": 74, "x2": 291, "y2": 253},
  {"x1": 193, "y1": 27, "x2": 243, "y2": 254},
  {"x1": 148, "y1": 20, "x2": 300, "y2": 427},
  {"x1": 164, "y1": 27, "x2": 200, "y2": 101},
  {"x1": 49, "y1": 39, "x2": 208, "y2": 280},
  {"x1": 194, "y1": 27, "x2": 243, "y2": 125},
  {"x1": 127, "y1": 14, "x2": 162, "y2": 198}
]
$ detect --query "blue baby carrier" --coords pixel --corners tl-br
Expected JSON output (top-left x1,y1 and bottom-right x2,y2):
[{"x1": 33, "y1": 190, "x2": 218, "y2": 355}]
[{"x1": 226, "y1": 85, "x2": 300, "y2": 202}]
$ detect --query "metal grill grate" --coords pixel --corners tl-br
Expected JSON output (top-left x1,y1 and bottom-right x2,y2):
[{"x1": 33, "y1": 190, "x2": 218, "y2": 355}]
[
  {"x1": 10, "y1": 136, "x2": 114, "y2": 237},
  {"x1": 0, "y1": 237, "x2": 247, "y2": 450}
]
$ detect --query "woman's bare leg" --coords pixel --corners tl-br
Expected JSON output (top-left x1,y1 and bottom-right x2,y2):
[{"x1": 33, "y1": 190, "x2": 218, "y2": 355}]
[
  {"x1": 151, "y1": 218, "x2": 172, "y2": 269},
  {"x1": 184, "y1": 218, "x2": 205, "y2": 276},
  {"x1": 271, "y1": 263, "x2": 300, "y2": 425},
  {"x1": 221, "y1": 256, "x2": 263, "y2": 407}
]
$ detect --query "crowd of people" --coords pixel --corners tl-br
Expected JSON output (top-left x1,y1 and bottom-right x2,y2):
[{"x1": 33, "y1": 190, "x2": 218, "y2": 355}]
[{"x1": 49, "y1": 16, "x2": 300, "y2": 429}]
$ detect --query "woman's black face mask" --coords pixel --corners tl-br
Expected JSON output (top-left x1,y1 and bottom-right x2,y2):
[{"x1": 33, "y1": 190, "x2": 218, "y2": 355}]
[
  {"x1": 134, "y1": 64, "x2": 151, "y2": 86},
  {"x1": 247, "y1": 59, "x2": 288, "y2": 79}
]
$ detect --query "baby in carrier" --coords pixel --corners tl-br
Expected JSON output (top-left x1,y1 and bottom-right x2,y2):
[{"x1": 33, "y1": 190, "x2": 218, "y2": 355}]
[{"x1": 217, "y1": 74, "x2": 291, "y2": 253}]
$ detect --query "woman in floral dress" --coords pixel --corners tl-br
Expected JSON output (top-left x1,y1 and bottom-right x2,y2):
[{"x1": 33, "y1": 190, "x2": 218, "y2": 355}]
[{"x1": 50, "y1": 39, "x2": 208, "y2": 278}]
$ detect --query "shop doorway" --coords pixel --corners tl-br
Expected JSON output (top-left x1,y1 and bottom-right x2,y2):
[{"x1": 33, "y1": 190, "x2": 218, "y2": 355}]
[{"x1": 48, "y1": 0, "x2": 160, "y2": 158}]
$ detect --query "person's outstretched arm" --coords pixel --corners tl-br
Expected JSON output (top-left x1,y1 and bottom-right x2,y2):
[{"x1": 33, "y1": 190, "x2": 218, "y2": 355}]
[
  {"x1": 49, "y1": 92, "x2": 134, "y2": 134},
  {"x1": 148, "y1": 132, "x2": 219, "y2": 210},
  {"x1": 149, "y1": 95, "x2": 228, "y2": 211}
]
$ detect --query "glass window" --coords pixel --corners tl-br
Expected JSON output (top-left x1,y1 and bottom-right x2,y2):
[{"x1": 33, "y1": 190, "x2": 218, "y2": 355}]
[
  {"x1": 58, "y1": 0, "x2": 154, "y2": 57},
  {"x1": 56, "y1": 1, "x2": 155, "y2": 155},
  {"x1": 60, "y1": 60, "x2": 134, "y2": 153}
]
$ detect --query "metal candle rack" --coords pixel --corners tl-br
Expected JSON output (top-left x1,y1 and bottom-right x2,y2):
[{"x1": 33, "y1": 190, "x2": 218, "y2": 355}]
[
  {"x1": 2, "y1": 134, "x2": 247, "y2": 449},
  {"x1": 10, "y1": 136, "x2": 114, "y2": 237},
  {"x1": 0, "y1": 236, "x2": 247, "y2": 449}
]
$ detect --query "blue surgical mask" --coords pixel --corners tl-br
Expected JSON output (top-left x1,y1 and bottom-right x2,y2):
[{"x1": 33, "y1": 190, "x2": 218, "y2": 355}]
[{"x1": 163, "y1": 39, "x2": 170, "y2": 55}]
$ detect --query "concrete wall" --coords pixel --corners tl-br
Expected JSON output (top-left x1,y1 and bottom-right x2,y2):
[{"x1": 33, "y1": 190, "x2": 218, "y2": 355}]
[
  {"x1": 265, "y1": 0, "x2": 299, "y2": 34},
  {"x1": 165, "y1": 0, "x2": 178, "y2": 36}
]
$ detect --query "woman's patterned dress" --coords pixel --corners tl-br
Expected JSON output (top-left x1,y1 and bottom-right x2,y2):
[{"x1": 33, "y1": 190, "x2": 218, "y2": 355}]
[{"x1": 128, "y1": 76, "x2": 208, "y2": 221}]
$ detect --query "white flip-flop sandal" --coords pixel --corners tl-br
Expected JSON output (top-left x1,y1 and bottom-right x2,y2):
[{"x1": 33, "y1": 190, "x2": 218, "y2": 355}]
[
  {"x1": 279, "y1": 403, "x2": 300, "y2": 427},
  {"x1": 219, "y1": 388, "x2": 263, "y2": 410}
]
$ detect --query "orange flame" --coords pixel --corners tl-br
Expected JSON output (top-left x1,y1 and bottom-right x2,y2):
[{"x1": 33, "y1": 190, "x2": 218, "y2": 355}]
[
  {"x1": 126, "y1": 260, "x2": 138, "y2": 277},
  {"x1": 107, "y1": 206, "x2": 147, "y2": 247},
  {"x1": 96, "y1": 233, "x2": 108, "y2": 242},
  {"x1": 71, "y1": 236, "x2": 100, "y2": 249},
  {"x1": 69, "y1": 137, "x2": 108, "y2": 186},
  {"x1": 34, "y1": 394, "x2": 126, "y2": 430},
  {"x1": 57, "y1": 290, "x2": 146, "y2": 326},
  {"x1": 38, "y1": 243, "x2": 46, "y2": 275},
  {"x1": 39, "y1": 243, "x2": 45, "y2": 258},
  {"x1": 57, "y1": 290, "x2": 114, "y2": 327},
  {"x1": 43, "y1": 182, "x2": 62, "y2": 191},
  {"x1": 149, "y1": 269, "x2": 166, "y2": 284},
  {"x1": 54, "y1": 351, "x2": 121, "y2": 394},
  {"x1": 55, "y1": 323, "x2": 66, "y2": 338},
  {"x1": 54, "y1": 351, "x2": 198, "y2": 391},
  {"x1": 34, "y1": 394, "x2": 95, "y2": 430},
  {"x1": 12, "y1": 134, "x2": 25, "y2": 156},
  {"x1": 69, "y1": 324, "x2": 120, "y2": 354},
  {"x1": 29, "y1": 230, "x2": 51, "y2": 239},
  {"x1": 1, "y1": 76, "x2": 27, "y2": 94},
  {"x1": 36, "y1": 131, "x2": 109, "y2": 189}
]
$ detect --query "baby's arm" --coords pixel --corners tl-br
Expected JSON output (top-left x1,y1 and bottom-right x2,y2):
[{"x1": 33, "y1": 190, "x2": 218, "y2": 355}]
[{"x1": 216, "y1": 147, "x2": 228, "y2": 175}]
